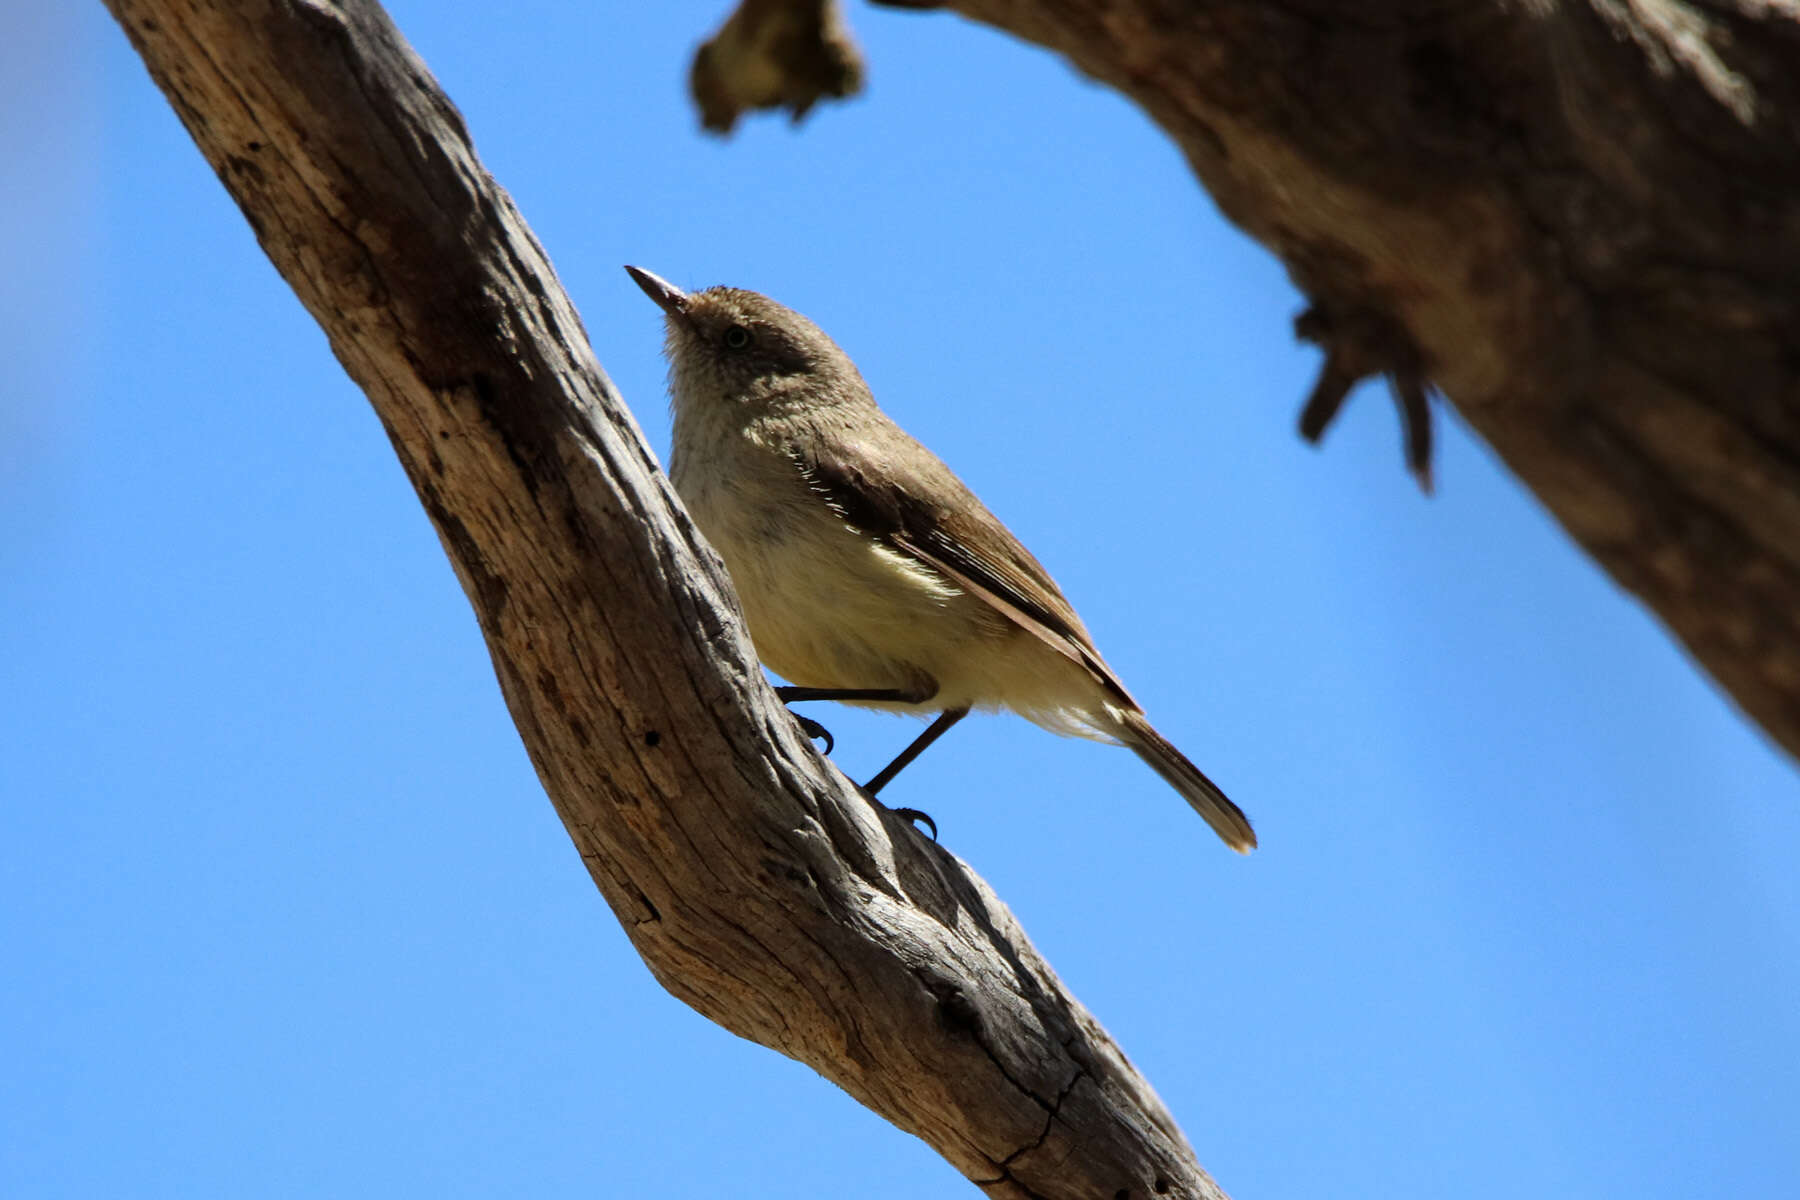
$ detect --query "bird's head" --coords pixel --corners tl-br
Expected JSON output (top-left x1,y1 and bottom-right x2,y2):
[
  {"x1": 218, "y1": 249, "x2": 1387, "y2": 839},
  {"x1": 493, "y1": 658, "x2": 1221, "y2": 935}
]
[{"x1": 625, "y1": 266, "x2": 868, "y2": 417}]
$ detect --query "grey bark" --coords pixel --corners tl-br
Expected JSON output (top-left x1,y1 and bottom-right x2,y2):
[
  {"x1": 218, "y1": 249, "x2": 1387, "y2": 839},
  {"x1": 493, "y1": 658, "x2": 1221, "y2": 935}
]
[
  {"x1": 702, "y1": 0, "x2": 1800, "y2": 763},
  {"x1": 101, "y1": 2, "x2": 1227, "y2": 1197},
  {"x1": 942, "y1": 0, "x2": 1800, "y2": 761}
]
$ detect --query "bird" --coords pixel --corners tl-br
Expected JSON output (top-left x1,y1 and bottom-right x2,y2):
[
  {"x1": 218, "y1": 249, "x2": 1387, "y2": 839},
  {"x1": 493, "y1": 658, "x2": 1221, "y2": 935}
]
[{"x1": 625, "y1": 265, "x2": 1255, "y2": 853}]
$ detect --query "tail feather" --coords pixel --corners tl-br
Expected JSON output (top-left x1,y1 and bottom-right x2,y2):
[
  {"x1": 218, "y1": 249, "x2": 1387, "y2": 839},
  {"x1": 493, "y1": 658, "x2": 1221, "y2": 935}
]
[{"x1": 1117, "y1": 710, "x2": 1256, "y2": 854}]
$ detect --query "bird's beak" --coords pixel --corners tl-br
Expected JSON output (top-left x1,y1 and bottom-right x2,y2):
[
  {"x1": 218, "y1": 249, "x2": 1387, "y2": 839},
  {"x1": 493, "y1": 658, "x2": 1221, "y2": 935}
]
[{"x1": 624, "y1": 265, "x2": 690, "y2": 321}]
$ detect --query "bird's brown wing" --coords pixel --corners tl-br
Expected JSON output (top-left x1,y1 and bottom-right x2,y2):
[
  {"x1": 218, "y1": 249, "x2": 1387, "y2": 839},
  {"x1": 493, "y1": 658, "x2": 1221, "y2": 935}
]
[{"x1": 788, "y1": 430, "x2": 1139, "y2": 710}]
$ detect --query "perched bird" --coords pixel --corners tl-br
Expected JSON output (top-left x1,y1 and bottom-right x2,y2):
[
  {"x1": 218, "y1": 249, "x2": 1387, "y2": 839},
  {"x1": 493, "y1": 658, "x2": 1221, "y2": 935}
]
[{"x1": 626, "y1": 266, "x2": 1255, "y2": 853}]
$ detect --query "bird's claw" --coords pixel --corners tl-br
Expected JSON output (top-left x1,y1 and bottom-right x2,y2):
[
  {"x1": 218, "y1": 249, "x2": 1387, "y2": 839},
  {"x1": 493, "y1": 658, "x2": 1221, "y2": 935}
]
[
  {"x1": 792, "y1": 712, "x2": 834, "y2": 755},
  {"x1": 889, "y1": 806, "x2": 938, "y2": 840}
]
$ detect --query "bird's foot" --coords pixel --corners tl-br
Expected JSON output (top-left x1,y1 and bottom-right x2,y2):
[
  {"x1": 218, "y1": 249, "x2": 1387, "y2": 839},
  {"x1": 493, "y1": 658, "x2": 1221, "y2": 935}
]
[
  {"x1": 791, "y1": 712, "x2": 834, "y2": 755},
  {"x1": 888, "y1": 806, "x2": 938, "y2": 841}
]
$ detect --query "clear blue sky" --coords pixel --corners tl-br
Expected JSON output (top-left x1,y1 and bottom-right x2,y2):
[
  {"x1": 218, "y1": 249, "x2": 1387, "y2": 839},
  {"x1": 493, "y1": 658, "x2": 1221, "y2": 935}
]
[{"x1": 7, "y1": 4, "x2": 1798, "y2": 1197}]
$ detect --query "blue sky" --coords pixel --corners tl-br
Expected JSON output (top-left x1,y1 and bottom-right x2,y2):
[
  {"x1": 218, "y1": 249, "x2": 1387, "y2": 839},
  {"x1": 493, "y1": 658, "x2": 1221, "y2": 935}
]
[{"x1": 6, "y1": 4, "x2": 1797, "y2": 1197}]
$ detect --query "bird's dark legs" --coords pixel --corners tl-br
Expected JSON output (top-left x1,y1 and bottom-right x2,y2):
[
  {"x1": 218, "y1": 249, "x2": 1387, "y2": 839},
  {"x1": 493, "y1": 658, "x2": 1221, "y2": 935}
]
[
  {"x1": 864, "y1": 706, "x2": 970, "y2": 796},
  {"x1": 775, "y1": 684, "x2": 939, "y2": 762},
  {"x1": 775, "y1": 685, "x2": 935, "y2": 705},
  {"x1": 775, "y1": 686, "x2": 960, "y2": 838}
]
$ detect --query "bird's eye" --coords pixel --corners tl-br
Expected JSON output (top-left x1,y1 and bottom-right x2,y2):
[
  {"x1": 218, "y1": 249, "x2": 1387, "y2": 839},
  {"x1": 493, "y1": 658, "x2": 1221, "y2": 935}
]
[{"x1": 722, "y1": 325, "x2": 752, "y2": 350}]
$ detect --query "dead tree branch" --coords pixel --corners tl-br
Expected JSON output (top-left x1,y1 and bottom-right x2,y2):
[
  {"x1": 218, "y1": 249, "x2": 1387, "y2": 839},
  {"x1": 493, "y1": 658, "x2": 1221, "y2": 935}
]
[{"x1": 101, "y1": 1, "x2": 1231, "y2": 1196}]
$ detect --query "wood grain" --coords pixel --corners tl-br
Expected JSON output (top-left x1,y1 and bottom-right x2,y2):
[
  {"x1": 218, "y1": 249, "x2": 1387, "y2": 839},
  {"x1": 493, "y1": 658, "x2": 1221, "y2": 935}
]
[{"x1": 101, "y1": 2, "x2": 1228, "y2": 1196}]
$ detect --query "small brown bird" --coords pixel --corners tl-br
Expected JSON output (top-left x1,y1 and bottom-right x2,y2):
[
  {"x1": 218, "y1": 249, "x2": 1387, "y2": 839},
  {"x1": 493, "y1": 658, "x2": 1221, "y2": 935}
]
[{"x1": 627, "y1": 266, "x2": 1255, "y2": 852}]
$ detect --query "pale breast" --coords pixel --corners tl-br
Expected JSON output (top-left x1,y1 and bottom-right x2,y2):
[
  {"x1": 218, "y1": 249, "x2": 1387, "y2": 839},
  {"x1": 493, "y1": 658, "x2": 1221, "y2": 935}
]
[{"x1": 674, "y1": 434, "x2": 974, "y2": 700}]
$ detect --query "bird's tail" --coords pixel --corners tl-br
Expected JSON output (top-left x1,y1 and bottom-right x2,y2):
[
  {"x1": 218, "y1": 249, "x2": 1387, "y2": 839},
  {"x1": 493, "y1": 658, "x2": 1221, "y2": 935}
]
[{"x1": 1115, "y1": 709, "x2": 1256, "y2": 854}]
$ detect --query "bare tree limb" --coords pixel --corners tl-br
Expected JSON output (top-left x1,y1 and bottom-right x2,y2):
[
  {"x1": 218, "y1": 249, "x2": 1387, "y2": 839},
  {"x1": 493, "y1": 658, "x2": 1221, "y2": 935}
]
[
  {"x1": 705, "y1": 0, "x2": 1800, "y2": 762},
  {"x1": 100, "y1": 1, "x2": 1231, "y2": 1196}
]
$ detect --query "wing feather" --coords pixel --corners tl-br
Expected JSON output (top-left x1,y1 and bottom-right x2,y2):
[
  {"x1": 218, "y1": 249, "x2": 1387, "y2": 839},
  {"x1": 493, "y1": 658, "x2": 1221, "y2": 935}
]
[{"x1": 788, "y1": 431, "x2": 1139, "y2": 710}]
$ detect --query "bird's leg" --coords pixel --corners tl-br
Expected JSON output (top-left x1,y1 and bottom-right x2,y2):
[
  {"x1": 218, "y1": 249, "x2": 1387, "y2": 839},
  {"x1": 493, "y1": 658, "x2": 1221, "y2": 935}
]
[
  {"x1": 775, "y1": 685, "x2": 934, "y2": 704},
  {"x1": 864, "y1": 706, "x2": 969, "y2": 796},
  {"x1": 775, "y1": 684, "x2": 951, "y2": 832},
  {"x1": 773, "y1": 683, "x2": 938, "y2": 760}
]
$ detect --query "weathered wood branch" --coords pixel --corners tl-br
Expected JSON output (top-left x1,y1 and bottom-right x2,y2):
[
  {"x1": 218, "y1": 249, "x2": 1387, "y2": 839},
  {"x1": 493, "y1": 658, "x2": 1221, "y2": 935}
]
[
  {"x1": 101, "y1": 1, "x2": 1229, "y2": 1196},
  {"x1": 942, "y1": 0, "x2": 1800, "y2": 757},
  {"x1": 707, "y1": 0, "x2": 1799, "y2": 760}
]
